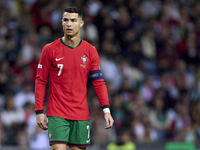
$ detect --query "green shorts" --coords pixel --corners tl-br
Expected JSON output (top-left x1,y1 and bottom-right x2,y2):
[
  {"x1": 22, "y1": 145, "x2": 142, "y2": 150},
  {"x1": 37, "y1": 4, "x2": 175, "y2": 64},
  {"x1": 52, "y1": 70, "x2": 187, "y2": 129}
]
[{"x1": 47, "y1": 116, "x2": 90, "y2": 147}]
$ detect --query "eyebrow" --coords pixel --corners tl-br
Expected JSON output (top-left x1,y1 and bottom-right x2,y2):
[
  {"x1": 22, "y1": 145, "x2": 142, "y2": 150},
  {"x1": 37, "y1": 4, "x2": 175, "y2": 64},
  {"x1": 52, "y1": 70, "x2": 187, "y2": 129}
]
[{"x1": 63, "y1": 17, "x2": 78, "y2": 20}]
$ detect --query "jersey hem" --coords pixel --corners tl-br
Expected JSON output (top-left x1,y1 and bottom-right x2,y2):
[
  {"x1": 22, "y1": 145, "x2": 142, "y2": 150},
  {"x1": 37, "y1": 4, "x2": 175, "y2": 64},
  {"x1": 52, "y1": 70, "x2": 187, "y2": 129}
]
[{"x1": 47, "y1": 115, "x2": 90, "y2": 121}]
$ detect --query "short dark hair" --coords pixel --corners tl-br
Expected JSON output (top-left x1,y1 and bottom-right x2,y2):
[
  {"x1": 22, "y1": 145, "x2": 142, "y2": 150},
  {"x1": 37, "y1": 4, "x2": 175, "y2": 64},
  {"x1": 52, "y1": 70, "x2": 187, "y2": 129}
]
[{"x1": 64, "y1": 6, "x2": 83, "y2": 19}]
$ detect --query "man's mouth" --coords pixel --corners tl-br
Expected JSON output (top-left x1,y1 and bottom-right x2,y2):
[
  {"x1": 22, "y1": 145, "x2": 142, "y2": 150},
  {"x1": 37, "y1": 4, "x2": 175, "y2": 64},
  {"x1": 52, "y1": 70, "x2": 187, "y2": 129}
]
[{"x1": 66, "y1": 29, "x2": 72, "y2": 32}]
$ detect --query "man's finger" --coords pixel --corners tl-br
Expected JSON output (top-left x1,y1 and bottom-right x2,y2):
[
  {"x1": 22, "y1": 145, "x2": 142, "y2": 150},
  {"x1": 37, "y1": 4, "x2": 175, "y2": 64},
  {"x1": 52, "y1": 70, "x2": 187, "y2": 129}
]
[
  {"x1": 105, "y1": 117, "x2": 109, "y2": 126},
  {"x1": 44, "y1": 118, "x2": 48, "y2": 128},
  {"x1": 41, "y1": 122, "x2": 48, "y2": 130},
  {"x1": 105, "y1": 125, "x2": 111, "y2": 129},
  {"x1": 105, "y1": 120, "x2": 113, "y2": 129},
  {"x1": 105, "y1": 119, "x2": 114, "y2": 129},
  {"x1": 37, "y1": 122, "x2": 47, "y2": 130},
  {"x1": 37, "y1": 123, "x2": 42, "y2": 129}
]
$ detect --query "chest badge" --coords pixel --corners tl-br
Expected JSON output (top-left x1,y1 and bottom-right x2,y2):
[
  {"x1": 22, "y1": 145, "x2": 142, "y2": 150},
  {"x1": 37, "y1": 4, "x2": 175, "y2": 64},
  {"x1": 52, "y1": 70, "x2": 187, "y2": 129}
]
[{"x1": 80, "y1": 55, "x2": 88, "y2": 68}]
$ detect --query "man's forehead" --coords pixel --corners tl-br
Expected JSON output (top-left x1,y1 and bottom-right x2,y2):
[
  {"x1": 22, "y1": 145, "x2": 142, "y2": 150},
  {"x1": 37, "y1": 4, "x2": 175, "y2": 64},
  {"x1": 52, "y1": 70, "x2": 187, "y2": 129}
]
[{"x1": 63, "y1": 12, "x2": 79, "y2": 18}]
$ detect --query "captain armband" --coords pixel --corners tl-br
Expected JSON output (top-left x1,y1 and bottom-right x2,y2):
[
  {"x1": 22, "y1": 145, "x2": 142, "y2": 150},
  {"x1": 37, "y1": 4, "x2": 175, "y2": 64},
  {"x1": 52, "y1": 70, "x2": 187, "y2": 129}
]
[{"x1": 90, "y1": 70, "x2": 103, "y2": 81}]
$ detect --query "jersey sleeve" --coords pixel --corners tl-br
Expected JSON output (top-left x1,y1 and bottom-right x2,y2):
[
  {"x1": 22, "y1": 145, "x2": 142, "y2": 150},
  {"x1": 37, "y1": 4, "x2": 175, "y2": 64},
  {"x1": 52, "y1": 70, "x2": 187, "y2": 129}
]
[
  {"x1": 35, "y1": 45, "x2": 52, "y2": 114},
  {"x1": 90, "y1": 47, "x2": 110, "y2": 109}
]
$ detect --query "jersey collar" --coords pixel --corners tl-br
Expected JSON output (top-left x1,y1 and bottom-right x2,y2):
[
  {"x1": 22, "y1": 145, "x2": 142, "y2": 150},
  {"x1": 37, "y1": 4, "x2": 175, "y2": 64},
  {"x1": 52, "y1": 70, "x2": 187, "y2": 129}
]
[{"x1": 60, "y1": 38, "x2": 82, "y2": 49}]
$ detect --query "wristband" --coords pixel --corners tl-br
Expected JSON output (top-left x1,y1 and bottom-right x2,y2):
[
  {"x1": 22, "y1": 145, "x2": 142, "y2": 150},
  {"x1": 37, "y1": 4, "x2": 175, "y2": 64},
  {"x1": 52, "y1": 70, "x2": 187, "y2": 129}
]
[
  {"x1": 35, "y1": 110, "x2": 44, "y2": 115},
  {"x1": 103, "y1": 108, "x2": 110, "y2": 113}
]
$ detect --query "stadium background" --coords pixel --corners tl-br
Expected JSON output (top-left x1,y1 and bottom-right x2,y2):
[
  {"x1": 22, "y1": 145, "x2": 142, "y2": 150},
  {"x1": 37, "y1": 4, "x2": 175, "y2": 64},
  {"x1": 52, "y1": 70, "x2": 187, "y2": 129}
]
[{"x1": 0, "y1": 0, "x2": 200, "y2": 149}]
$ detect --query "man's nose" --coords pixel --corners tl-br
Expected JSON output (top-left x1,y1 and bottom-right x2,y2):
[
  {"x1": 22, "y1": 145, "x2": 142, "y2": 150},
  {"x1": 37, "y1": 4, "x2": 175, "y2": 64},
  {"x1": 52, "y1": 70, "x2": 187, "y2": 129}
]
[{"x1": 67, "y1": 21, "x2": 72, "y2": 26}]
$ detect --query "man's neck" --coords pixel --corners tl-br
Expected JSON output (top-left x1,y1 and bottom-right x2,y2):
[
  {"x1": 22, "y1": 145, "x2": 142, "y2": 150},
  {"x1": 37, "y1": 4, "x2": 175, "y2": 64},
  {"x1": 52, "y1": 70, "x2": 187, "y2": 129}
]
[{"x1": 62, "y1": 35, "x2": 81, "y2": 48}]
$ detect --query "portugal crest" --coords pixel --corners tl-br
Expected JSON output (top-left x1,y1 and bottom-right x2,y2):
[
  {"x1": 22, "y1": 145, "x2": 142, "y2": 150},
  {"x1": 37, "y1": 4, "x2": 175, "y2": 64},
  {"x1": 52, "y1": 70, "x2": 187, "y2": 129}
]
[
  {"x1": 80, "y1": 55, "x2": 88, "y2": 68},
  {"x1": 49, "y1": 132, "x2": 52, "y2": 140}
]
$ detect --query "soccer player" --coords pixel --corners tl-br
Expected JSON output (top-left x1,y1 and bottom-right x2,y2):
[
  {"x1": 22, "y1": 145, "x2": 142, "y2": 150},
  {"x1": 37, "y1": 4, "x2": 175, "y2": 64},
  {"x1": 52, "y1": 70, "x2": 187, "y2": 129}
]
[{"x1": 35, "y1": 6, "x2": 114, "y2": 150}]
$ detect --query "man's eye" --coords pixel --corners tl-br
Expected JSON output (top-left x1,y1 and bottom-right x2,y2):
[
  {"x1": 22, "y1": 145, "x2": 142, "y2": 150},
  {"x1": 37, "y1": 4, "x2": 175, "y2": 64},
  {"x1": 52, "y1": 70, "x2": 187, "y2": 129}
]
[{"x1": 63, "y1": 18, "x2": 68, "y2": 21}]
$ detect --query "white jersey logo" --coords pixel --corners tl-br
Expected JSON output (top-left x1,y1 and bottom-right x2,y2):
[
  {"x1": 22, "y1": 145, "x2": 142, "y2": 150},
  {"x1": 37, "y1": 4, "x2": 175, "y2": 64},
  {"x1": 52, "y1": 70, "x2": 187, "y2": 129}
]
[
  {"x1": 56, "y1": 57, "x2": 64, "y2": 61},
  {"x1": 86, "y1": 139, "x2": 90, "y2": 143}
]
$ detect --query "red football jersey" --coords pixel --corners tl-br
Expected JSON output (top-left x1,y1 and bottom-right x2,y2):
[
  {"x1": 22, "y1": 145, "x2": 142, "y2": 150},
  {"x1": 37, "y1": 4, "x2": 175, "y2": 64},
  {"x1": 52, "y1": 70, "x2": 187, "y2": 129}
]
[{"x1": 35, "y1": 38, "x2": 110, "y2": 120}]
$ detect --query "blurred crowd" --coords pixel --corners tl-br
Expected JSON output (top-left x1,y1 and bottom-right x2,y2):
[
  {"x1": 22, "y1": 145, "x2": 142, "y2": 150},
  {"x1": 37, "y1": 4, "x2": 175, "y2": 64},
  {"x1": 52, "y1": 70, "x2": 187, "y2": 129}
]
[{"x1": 0, "y1": 0, "x2": 200, "y2": 149}]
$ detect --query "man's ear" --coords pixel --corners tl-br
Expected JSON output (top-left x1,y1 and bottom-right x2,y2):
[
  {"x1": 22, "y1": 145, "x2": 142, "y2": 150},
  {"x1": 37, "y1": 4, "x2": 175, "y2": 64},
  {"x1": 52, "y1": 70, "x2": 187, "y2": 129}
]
[{"x1": 80, "y1": 20, "x2": 84, "y2": 27}]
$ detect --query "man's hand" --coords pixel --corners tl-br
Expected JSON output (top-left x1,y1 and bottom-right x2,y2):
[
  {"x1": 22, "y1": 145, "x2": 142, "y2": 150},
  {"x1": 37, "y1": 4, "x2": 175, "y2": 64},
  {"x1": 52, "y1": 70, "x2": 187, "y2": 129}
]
[
  {"x1": 104, "y1": 113, "x2": 114, "y2": 129},
  {"x1": 36, "y1": 113, "x2": 48, "y2": 130}
]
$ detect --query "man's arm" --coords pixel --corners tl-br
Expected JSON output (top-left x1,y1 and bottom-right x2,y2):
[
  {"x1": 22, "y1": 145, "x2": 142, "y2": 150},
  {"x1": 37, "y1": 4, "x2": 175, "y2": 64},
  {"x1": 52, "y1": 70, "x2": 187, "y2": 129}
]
[
  {"x1": 35, "y1": 46, "x2": 52, "y2": 130},
  {"x1": 89, "y1": 46, "x2": 114, "y2": 129},
  {"x1": 92, "y1": 78, "x2": 114, "y2": 129}
]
